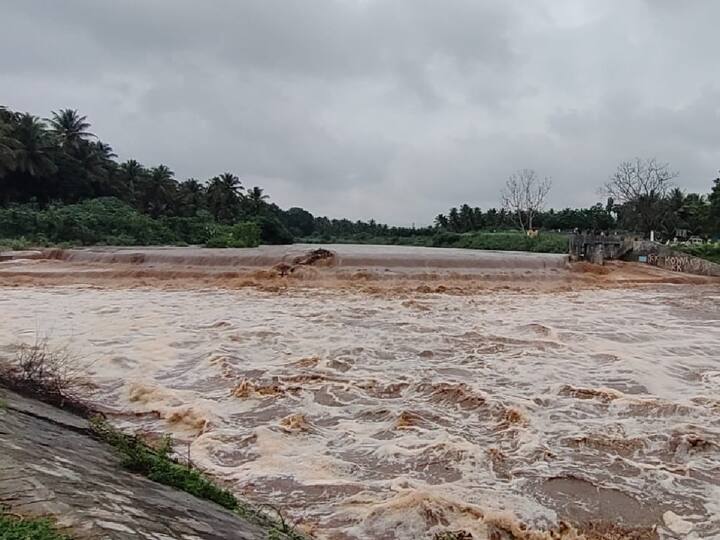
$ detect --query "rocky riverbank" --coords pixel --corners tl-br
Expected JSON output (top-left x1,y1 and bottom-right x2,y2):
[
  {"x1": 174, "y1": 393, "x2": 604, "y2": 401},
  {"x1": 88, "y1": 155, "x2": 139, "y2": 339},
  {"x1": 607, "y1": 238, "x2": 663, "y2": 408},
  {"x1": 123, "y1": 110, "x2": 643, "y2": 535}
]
[{"x1": 0, "y1": 387, "x2": 293, "y2": 540}]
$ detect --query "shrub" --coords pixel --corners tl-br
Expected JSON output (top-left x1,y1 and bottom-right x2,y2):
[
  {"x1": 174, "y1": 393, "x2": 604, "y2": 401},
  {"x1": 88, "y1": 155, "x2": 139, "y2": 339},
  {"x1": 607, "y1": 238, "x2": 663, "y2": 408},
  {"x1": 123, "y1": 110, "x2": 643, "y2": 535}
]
[
  {"x1": 677, "y1": 243, "x2": 720, "y2": 264},
  {"x1": 89, "y1": 420, "x2": 306, "y2": 538},
  {"x1": 161, "y1": 212, "x2": 217, "y2": 245},
  {"x1": 253, "y1": 216, "x2": 294, "y2": 245},
  {"x1": 205, "y1": 222, "x2": 261, "y2": 248},
  {"x1": 0, "y1": 198, "x2": 175, "y2": 246},
  {"x1": 43, "y1": 198, "x2": 173, "y2": 245},
  {"x1": 430, "y1": 231, "x2": 461, "y2": 247},
  {"x1": 453, "y1": 231, "x2": 568, "y2": 253},
  {"x1": 0, "y1": 237, "x2": 33, "y2": 251},
  {"x1": 0, "y1": 339, "x2": 94, "y2": 415},
  {"x1": 91, "y1": 418, "x2": 239, "y2": 510}
]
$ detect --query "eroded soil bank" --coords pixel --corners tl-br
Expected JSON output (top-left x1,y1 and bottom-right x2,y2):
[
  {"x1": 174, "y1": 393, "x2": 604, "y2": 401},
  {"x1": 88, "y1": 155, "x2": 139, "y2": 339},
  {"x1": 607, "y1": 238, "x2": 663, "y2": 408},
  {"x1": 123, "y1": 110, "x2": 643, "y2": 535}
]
[{"x1": 1, "y1": 246, "x2": 719, "y2": 539}]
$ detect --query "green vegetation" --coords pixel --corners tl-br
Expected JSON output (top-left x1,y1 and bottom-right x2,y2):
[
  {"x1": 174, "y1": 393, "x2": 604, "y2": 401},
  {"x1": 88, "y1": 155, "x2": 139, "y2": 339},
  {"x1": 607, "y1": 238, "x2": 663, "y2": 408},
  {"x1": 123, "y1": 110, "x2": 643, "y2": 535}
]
[
  {"x1": 1, "y1": 105, "x2": 718, "y2": 251},
  {"x1": 0, "y1": 106, "x2": 289, "y2": 246},
  {"x1": 676, "y1": 243, "x2": 720, "y2": 264},
  {"x1": 443, "y1": 231, "x2": 567, "y2": 252},
  {"x1": 90, "y1": 418, "x2": 305, "y2": 539},
  {"x1": 90, "y1": 420, "x2": 237, "y2": 509},
  {"x1": 306, "y1": 231, "x2": 568, "y2": 253},
  {"x1": 0, "y1": 512, "x2": 71, "y2": 540},
  {"x1": 0, "y1": 237, "x2": 32, "y2": 251},
  {"x1": 0, "y1": 199, "x2": 260, "y2": 248}
]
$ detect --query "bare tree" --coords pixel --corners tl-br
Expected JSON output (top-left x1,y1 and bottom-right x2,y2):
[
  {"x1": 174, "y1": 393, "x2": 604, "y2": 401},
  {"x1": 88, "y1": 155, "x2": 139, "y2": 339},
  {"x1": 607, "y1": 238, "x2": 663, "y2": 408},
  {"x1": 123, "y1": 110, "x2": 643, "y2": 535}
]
[
  {"x1": 501, "y1": 169, "x2": 552, "y2": 232},
  {"x1": 603, "y1": 158, "x2": 677, "y2": 234}
]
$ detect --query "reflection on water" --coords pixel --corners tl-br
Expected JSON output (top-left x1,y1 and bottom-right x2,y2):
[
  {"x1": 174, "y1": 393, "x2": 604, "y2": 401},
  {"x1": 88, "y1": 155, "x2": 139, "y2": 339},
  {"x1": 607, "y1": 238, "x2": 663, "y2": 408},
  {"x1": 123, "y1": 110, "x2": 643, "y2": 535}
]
[{"x1": 1, "y1": 285, "x2": 719, "y2": 539}]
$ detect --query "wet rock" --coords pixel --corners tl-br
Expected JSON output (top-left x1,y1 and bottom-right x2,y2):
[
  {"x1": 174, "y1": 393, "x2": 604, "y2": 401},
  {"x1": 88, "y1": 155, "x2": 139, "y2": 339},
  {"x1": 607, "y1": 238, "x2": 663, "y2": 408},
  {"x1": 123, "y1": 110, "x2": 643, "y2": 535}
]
[{"x1": 292, "y1": 248, "x2": 336, "y2": 267}]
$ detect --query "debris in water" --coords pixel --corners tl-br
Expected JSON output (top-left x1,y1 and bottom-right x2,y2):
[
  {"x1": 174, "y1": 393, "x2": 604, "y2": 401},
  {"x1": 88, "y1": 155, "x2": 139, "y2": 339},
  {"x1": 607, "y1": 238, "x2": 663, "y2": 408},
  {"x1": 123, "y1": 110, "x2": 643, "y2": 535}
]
[{"x1": 293, "y1": 248, "x2": 336, "y2": 266}]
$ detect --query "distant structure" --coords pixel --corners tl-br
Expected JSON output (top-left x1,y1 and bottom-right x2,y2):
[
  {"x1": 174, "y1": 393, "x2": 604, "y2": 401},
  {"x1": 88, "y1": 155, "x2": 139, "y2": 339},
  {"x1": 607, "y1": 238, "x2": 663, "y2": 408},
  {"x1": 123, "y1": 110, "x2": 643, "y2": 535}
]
[
  {"x1": 569, "y1": 233, "x2": 720, "y2": 276},
  {"x1": 568, "y1": 234, "x2": 634, "y2": 265}
]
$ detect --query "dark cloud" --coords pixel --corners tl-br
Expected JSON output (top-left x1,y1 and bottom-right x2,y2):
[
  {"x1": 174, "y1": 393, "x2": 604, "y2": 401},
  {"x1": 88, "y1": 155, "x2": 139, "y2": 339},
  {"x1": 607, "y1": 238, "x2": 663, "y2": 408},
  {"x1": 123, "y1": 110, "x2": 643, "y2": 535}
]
[{"x1": 1, "y1": 0, "x2": 718, "y2": 224}]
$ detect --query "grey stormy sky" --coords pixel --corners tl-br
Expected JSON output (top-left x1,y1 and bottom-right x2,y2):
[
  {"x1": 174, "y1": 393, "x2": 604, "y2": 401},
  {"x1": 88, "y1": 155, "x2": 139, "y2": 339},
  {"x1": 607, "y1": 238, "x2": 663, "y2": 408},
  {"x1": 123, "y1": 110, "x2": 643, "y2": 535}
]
[{"x1": 1, "y1": 0, "x2": 719, "y2": 225}]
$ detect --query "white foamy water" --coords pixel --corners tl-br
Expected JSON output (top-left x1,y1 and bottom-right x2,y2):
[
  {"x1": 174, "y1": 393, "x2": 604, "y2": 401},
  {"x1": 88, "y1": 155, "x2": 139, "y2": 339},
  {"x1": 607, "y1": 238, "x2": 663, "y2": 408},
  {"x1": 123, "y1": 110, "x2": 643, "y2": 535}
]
[{"x1": 1, "y1": 284, "x2": 719, "y2": 538}]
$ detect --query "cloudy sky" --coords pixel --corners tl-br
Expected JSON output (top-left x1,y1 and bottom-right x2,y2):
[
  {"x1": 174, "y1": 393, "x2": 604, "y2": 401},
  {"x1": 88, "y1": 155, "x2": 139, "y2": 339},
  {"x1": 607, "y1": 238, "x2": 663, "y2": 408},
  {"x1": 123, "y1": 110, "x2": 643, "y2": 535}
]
[{"x1": 2, "y1": 1, "x2": 719, "y2": 225}]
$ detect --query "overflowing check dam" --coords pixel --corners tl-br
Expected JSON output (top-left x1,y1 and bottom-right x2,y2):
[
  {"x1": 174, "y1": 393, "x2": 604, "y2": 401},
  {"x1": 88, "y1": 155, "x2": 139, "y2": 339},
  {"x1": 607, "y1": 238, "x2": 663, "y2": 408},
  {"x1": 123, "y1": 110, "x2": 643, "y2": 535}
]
[{"x1": 1, "y1": 246, "x2": 719, "y2": 539}]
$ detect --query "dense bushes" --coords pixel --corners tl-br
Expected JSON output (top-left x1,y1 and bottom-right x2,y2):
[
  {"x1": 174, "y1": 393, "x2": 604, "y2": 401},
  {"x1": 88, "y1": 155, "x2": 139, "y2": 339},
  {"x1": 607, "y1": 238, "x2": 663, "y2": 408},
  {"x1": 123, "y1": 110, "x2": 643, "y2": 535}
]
[
  {"x1": 0, "y1": 199, "x2": 568, "y2": 253},
  {"x1": 305, "y1": 230, "x2": 569, "y2": 253},
  {"x1": 0, "y1": 198, "x2": 261, "y2": 248},
  {"x1": 205, "y1": 222, "x2": 261, "y2": 248},
  {"x1": 451, "y1": 231, "x2": 568, "y2": 253},
  {"x1": 676, "y1": 243, "x2": 720, "y2": 264},
  {"x1": 254, "y1": 215, "x2": 294, "y2": 245}
]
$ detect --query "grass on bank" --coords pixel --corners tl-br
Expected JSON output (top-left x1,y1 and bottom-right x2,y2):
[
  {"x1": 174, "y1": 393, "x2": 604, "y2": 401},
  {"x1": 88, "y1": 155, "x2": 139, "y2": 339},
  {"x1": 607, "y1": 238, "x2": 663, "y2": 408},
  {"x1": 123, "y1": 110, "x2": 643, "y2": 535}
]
[
  {"x1": 676, "y1": 243, "x2": 720, "y2": 264},
  {"x1": 0, "y1": 512, "x2": 71, "y2": 540},
  {"x1": 90, "y1": 419, "x2": 305, "y2": 539},
  {"x1": 0, "y1": 342, "x2": 305, "y2": 539}
]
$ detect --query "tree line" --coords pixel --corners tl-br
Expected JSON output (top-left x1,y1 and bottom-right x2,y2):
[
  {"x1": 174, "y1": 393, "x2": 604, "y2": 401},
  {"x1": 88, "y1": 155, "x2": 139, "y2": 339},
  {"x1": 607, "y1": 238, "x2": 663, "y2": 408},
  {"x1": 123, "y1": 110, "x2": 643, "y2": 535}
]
[
  {"x1": 437, "y1": 160, "x2": 720, "y2": 241},
  {"x1": 1, "y1": 105, "x2": 718, "y2": 247}
]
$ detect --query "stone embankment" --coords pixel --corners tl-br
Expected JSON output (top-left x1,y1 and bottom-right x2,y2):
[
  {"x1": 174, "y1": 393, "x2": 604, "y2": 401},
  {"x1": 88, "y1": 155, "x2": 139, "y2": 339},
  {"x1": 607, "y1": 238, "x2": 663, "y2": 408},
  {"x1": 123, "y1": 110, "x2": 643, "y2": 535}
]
[
  {"x1": 0, "y1": 388, "x2": 273, "y2": 539},
  {"x1": 569, "y1": 235, "x2": 720, "y2": 277},
  {"x1": 628, "y1": 240, "x2": 720, "y2": 277}
]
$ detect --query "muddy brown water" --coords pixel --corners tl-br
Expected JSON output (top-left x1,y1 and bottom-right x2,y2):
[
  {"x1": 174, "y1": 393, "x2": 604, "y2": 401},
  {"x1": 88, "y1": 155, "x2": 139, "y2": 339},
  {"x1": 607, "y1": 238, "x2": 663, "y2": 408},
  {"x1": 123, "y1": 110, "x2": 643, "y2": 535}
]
[{"x1": 1, "y1": 246, "x2": 719, "y2": 539}]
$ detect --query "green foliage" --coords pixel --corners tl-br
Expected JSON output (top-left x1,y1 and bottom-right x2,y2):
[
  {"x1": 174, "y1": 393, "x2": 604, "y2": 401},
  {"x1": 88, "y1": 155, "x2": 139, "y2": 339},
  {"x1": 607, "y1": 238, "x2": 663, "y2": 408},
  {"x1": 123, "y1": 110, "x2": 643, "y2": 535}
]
[
  {"x1": 206, "y1": 222, "x2": 261, "y2": 248},
  {"x1": 676, "y1": 243, "x2": 720, "y2": 264},
  {"x1": 43, "y1": 198, "x2": 173, "y2": 245},
  {"x1": 709, "y1": 177, "x2": 720, "y2": 230},
  {"x1": 89, "y1": 419, "x2": 306, "y2": 539},
  {"x1": 0, "y1": 199, "x2": 262, "y2": 247},
  {"x1": 90, "y1": 418, "x2": 239, "y2": 510},
  {"x1": 254, "y1": 215, "x2": 294, "y2": 245},
  {"x1": 307, "y1": 231, "x2": 569, "y2": 253},
  {"x1": 283, "y1": 207, "x2": 315, "y2": 237},
  {"x1": 452, "y1": 231, "x2": 568, "y2": 253},
  {"x1": 2, "y1": 104, "x2": 718, "y2": 247},
  {"x1": 0, "y1": 513, "x2": 71, "y2": 540},
  {"x1": 0, "y1": 199, "x2": 163, "y2": 245},
  {"x1": 0, "y1": 237, "x2": 33, "y2": 251}
]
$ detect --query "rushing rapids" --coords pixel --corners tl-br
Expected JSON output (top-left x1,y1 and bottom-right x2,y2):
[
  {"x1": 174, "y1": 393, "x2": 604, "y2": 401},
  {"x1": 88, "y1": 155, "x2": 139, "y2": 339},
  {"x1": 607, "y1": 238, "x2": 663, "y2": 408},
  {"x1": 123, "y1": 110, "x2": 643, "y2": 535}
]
[{"x1": 1, "y1": 247, "x2": 719, "y2": 539}]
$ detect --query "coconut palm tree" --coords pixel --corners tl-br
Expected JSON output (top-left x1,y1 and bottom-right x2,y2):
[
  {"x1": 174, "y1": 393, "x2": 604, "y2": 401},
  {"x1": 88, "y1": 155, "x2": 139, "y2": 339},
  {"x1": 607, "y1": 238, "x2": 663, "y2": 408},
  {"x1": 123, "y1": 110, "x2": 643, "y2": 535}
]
[
  {"x1": 118, "y1": 159, "x2": 147, "y2": 206},
  {"x1": 93, "y1": 141, "x2": 117, "y2": 162},
  {"x1": 207, "y1": 173, "x2": 243, "y2": 224},
  {"x1": 177, "y1": 178, "x2": 206, "y2": 217},
  {"x1": 434, "y1": 213, "x2": 449, "y2": 229},
  {"x1": 218, "y1": 172, "x2": 243, "y2": 195},
  {"x1": 12, "y1": 114, "x2": 58, "y2": 178},
  {"x1": 244, "y1": 186, "x2": 269, "y2": 215},
  {"x1": 138, "y1": 165, "x2": 177, "y2": 218},
  {"x1": 48, "y1": 109, "x2": 94, "y2": 151},
  {"x1": 0, "y1": 114, "x2": 19, "y2": 177}
]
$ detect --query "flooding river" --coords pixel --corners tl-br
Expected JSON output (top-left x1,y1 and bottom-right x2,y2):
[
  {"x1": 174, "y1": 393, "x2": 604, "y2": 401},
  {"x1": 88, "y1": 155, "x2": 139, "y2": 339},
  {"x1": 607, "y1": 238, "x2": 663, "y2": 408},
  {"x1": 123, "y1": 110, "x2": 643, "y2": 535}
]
[{"x1": 1, "y1": 251, "x2": 719, "y2": 538}]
